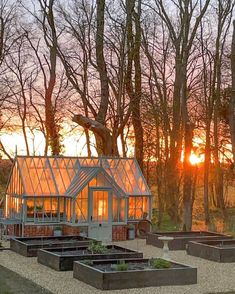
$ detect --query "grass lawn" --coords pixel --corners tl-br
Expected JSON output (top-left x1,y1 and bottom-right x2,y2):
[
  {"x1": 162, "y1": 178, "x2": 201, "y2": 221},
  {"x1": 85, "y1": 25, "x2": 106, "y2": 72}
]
[{"x1": 0, "y1": 265, "x2": 52, "y2": 294}]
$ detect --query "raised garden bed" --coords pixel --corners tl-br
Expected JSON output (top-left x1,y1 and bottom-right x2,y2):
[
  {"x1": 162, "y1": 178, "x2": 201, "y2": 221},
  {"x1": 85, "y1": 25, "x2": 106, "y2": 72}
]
[
  {"x1": 187, "y1": 239, "x2": 235, "y2": 262},
  {"x1": 37, "y1": 245, "x2": 143, "y2": 271},
  {"x1": 73, "y1": 258, "x2": 197, "y2": 290},
  {"x1": 10, "y1": 235, "x2": 94, "y2": 257},
  {"x1": 146, "y1": 231, "x2": 232, "y2": 250}
]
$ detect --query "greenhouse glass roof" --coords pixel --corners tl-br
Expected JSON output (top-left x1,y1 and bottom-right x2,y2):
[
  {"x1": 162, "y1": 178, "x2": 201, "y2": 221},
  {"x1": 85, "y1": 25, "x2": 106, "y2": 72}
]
[{"x1": 7, "y1": 156, "x2": 151, "y2": 197}]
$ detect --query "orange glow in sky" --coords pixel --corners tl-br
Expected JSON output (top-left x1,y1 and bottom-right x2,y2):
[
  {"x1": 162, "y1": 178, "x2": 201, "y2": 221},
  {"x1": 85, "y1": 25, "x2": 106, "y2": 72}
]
[{"x1": 0, "y1": 129, "x2": 98, "y2": 158}]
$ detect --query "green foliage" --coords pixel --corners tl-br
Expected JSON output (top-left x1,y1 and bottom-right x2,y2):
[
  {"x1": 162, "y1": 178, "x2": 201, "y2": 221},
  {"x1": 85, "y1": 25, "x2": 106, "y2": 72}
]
[
  {"x1": 151, "y1": 211, "x2": 180, "y2": 231},
  {"x1": 116, "y1": 261, "x2": 128, "y2": 271},
  {"x1": 35, "y1": 205, "x2": 43, "y2": 211},
  {"x1": 88, "y1": 240, "x2": 107, "y2": 254},
  {"x1": 149, "y1": 258, "x2": 171, "y2": 269}
]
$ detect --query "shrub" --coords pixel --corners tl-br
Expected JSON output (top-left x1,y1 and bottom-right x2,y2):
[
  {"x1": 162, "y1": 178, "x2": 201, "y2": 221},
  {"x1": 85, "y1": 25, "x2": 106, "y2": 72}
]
[
  {"x1": 116, "y1": 261, "x2": 128, "y2": 271},
  {"x1": 150, "y1": 258, "x2": 171, "y2": 269},
  {"x1": 88, "y1": 240, "x2": 107, "y2": 254}
]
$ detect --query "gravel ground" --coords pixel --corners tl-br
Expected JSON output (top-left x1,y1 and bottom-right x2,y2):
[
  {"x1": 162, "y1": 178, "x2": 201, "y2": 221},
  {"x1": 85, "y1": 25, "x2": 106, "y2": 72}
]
[
  {"x1": 0, "y1": 264, "x2": 52, "y2": 294},
  {"x1": 0, "y1": 239, "x2": 234, "y2": 294}
]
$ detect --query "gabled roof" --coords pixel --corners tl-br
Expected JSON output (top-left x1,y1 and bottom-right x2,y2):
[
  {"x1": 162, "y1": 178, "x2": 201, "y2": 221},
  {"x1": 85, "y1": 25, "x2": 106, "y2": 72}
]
[
  {"x1": 65, "y1": 167, "x2": 99, "y2": 196},
  {"x1": 65, "y1": 166, "x2": 127, "y2": 198},
  {"x1": 6, "y1": 156, "x2": 151, "y2": 196}
]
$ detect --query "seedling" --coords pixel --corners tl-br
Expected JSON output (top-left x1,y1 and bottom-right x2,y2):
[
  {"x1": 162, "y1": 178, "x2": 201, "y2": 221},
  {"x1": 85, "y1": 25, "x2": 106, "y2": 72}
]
[{"x1": 149, "y1": 258, "x2": 171, "y2": 269}]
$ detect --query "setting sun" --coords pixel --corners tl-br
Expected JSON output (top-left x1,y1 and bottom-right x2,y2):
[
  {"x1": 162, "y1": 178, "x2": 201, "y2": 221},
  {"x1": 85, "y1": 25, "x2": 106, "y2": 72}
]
[{"x1": 189, "y1": 153, "x2": 204, "y2": 165}]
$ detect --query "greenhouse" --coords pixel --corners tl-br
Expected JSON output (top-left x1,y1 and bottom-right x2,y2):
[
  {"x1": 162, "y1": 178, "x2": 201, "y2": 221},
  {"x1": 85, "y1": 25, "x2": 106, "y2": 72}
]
[{"x1": 2, "y1": 156, "x2": 152, "y2": 241}]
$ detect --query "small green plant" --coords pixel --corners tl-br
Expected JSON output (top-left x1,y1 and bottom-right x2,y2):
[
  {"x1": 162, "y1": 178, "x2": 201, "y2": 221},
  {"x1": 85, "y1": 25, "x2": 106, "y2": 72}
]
[
  {"x1": 150, "y1": 258, "x2": 171, "y2": 269},
  {"x1": 116, "y1": 261, "x2": 128, "y2": 271},
  {"x1": 35, "y1": 204, "x2": 43, "y2": 211},
  {"x1": 88, "y1": 240, "x2": 107, "y2": 254}
]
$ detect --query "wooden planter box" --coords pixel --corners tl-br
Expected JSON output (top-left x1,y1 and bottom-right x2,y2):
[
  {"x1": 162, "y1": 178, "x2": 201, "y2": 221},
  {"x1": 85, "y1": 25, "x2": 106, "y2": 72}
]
[
  {"x1": 37, "y1": 245, "x2": 143, "y2": 271},
  {"x1": 10, "y1": 235, "x2": 93, "y2": 257},
  {"x1": 73, "y1": 258, "x2": 197, "y2": 290},
  {"x1": 146, "y1": 231, "x2": 232, "y2": 250},
  {"x1": 187, "y1": 239, "x2": 235, "y2": 262}
]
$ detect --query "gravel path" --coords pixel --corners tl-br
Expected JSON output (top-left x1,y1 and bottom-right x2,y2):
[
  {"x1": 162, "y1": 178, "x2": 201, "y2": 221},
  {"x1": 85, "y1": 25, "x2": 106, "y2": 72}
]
[
  {"x1": 0, "y1": 264, "x2": 52, "y2": 294},
  {"x1": 0, "y1": 239, "x2": 234, "y2": 294}
]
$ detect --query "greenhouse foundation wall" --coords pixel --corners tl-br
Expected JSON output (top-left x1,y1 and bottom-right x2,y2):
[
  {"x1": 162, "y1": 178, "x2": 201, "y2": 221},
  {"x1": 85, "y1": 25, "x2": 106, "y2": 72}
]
[{"x1": 5, "y1": 224, "x2": 129, "y2": 241}]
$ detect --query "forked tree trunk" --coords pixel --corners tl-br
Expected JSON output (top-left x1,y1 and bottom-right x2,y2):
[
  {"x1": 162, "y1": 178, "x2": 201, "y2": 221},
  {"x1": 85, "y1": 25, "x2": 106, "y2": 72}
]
[{"x1": 41, "y1": 0, "x2": 61, "y2": 155}]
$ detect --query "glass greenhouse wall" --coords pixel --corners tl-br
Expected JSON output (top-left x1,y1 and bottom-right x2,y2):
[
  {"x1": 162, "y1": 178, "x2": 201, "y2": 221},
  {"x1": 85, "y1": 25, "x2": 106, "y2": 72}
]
[{"x1": 4, "y1": 156, "x2": 152, "y2": 227}]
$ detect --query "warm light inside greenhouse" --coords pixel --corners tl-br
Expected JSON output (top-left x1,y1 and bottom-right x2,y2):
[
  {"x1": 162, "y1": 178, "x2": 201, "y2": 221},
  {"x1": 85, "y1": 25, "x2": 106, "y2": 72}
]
[{"x1": 4, "y1": 156, "x2": 152, "y2": 225}]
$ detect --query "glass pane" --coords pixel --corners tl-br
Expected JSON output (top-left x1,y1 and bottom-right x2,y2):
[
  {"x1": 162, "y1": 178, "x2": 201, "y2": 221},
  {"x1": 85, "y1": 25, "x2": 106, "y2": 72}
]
[
  {"x1": 59, "y1": 197, "x2": 65, "y2": 220},
  {"x1": 119, "y1": 198, "x2": 125, "y2": 222},
  {"x1": 51, "y1": 198, "x2": 58, "y2": 220},
  {"x1": 26, "y1": 199, "x2": 34, "y2": 219},
  {"x1": 128, "y1": 196, "x2": 149, "y2": 220},
  {"x1": 112, "y1": 195, "x2": 118, "y2": 222},
  {"x1": 92, "y1": 190, "x2": 108, "y2": 222},
  {"x1": 143, "y1": 197, "x2": 149, "y2": 215},
  {"x1": 66, "y1": 198, "x2": 71, "y2": 221},
  {"x1": 44, "y1": 198, "x2": 51, "y2": 219},
  {"x1": 135, "y1": 208, "x2": 142, "y2": 219},
  {"x1": 96, "y1": 173, "x2": 108, "y2": 186},
  {"x1": 128, "y1": 197, "x2": 135, "y2": 220},
  {"x1": 18, "y1": 158, "x2": 35, "y2": 195},
  {"x1": 35, "y1": 198, "x2": 43, "y2": 220},
  {"x1": 89, "y1": 176, "x2": 97, "y2": 187},
  {"x1": 5, "y1": 194, "x2": 10, "y2": 217}
]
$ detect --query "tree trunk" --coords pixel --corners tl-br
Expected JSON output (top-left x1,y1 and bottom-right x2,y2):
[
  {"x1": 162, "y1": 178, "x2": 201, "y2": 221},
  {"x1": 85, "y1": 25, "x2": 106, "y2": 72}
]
[
  {"x1": 72, "y1": 114, "x2": 114, "y2": 155},
  {"x1": 165, "y1": 55, "x2": 182, "y2": 223},
  {"x1": 203, "y1": 122, "x2": 211, "y2": 224},
  {"x1": 182, "y1": 121, "x2": 194, "y2": 231},
  {"x1": 132, "y1": 0, "x2": 144, "y2": 169},
  {"x1": 95, "y1": 0, "x2": 110, "y2": 155},
  {"x1": 229, "y1": 20, "x2": 235, "y2": 166},
  {"x1": 125, "y1": 0, "x2": 144, "y2": 169},
  {"x1": 42, "y1": 0, "x2": 61, "y2": 155}
]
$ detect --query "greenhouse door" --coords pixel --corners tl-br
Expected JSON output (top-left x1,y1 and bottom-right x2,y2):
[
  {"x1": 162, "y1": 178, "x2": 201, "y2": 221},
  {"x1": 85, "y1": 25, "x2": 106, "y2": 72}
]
[{"x1": 88, "y1": 188, "x2": 112, "y2": 242}]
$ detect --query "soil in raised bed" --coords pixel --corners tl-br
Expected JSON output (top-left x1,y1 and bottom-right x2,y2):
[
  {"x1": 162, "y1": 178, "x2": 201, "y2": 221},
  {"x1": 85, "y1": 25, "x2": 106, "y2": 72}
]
[
  {"x1": 52, "y1": 246, "x2": 131, "y2": 256},
  {"x1": 21, "y1": 237, "x2": 86, "y2": 246},
  {"x1": 88, "y1": 260, "x2": 183, "y2": 272}
]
